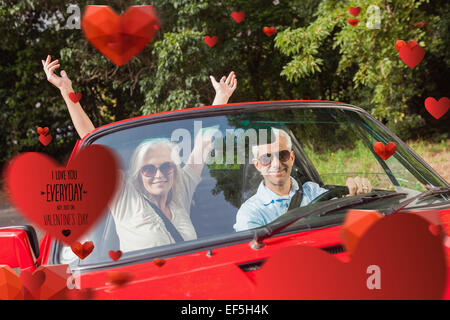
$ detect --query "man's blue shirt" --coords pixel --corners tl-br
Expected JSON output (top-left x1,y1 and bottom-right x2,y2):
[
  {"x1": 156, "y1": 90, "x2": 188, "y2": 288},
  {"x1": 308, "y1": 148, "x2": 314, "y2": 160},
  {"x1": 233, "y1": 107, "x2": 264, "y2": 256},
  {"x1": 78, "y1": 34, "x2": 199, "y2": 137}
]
[{"x1": 233, "y1": 178, "x2": 328, "y2": 232}]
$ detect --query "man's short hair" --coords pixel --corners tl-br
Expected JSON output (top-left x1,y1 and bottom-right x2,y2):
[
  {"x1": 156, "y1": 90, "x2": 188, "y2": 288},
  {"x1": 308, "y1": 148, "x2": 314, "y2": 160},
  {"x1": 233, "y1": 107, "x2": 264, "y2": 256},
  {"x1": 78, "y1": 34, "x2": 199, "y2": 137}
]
[{"x1": 251, "y1": 128, "x2": 292, "y2": 160}]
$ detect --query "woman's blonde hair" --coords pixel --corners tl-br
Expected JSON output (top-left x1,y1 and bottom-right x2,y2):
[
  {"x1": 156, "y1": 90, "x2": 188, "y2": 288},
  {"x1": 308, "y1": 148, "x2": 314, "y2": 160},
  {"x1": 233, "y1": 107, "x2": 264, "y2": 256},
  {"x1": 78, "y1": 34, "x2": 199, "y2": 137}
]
[{"x1": 128, "y1": 138, "x2": 183, "y2": 206}]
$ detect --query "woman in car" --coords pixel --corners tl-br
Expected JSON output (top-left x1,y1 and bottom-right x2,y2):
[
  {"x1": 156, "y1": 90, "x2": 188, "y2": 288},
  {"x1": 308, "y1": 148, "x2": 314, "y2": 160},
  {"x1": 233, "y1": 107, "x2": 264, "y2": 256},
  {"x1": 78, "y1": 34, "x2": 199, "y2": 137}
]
[
  {"x1": 42, "y1": 55, "x2": 237, "y2": 252},
  {"x1": 108, "y1": 135, "x2": 213, "y2": 252}
]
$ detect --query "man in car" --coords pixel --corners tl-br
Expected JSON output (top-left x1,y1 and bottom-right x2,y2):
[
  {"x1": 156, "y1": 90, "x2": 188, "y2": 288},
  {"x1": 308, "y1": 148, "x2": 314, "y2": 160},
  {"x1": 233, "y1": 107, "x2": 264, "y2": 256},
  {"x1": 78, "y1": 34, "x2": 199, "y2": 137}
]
[{"x1": 233, "y1": 128, "x2": 372, "y2": 232}]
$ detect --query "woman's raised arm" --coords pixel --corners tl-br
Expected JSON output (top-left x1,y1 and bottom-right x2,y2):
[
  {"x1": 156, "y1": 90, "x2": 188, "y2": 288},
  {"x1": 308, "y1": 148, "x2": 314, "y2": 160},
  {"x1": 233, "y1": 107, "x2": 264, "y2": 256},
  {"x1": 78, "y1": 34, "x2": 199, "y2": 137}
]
[
  {"x1": 43, "y1": 57, "x2": 237, "y2": 142},
  {"x1": 186, "y1": 71, "x2": 238, "y2": 176},
  {"x1": 42, "y1": 55, "x2": 95, "y2": 139}
]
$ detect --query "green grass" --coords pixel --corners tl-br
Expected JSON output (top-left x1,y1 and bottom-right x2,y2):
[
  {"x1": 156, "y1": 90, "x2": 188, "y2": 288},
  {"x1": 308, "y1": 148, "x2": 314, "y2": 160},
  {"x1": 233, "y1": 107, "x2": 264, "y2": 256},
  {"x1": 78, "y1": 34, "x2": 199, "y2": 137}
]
[
  {"x1": 303, "y1": 139, "x2": 449, "y2": 191},
  {"x1": 304, "y1": 140, "x2": 391, "y2": 188},
  {"x1": 407, "y1": 139, "x2": 448, "y2": 157}
]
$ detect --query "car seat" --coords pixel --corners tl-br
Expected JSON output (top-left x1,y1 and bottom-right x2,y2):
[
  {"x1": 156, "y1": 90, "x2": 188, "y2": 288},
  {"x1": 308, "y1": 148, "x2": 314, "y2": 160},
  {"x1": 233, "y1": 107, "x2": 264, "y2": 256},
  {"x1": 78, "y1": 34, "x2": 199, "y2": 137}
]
[{"x1": 78, "y1": 211, "x2": 120, "y2": 264}]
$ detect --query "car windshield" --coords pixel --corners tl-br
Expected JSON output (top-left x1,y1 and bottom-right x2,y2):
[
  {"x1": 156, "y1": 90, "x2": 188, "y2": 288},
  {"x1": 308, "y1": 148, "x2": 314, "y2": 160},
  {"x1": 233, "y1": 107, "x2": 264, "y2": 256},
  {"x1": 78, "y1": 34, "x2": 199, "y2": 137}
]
[{"x1": 57, "y1": 105, "x2": 449, "y2": 265}]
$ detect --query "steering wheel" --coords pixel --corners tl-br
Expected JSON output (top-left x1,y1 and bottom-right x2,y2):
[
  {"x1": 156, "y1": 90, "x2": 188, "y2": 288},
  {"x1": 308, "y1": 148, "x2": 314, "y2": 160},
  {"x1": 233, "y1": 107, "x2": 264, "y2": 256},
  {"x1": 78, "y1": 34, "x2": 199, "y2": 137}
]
[{"x1": 308, "y1": 185, "x2": 349, "y2": 204}]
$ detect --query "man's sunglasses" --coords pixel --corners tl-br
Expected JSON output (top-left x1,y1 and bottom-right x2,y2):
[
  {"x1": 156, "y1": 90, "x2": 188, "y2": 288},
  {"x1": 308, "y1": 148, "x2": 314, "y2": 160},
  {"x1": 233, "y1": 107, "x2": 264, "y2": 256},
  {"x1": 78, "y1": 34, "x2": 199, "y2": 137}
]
[
  {"x1": 140, "y1": 162, "x2": 176, "y2": 178},
  {"x1": 257, "y1": 150, "x2": 291, "y2": 166}
]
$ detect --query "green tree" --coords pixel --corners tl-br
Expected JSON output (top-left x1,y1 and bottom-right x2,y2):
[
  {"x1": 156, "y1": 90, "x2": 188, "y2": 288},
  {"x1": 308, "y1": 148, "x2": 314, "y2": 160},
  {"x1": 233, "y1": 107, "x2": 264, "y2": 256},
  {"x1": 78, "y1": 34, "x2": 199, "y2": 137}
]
[
  {"x1": 0, "y1": 0, "x2": 321, "y2": 170},
  {"x1": 275, "y1": 0, "x2": 449, "y2": 140},
  {"x1": 139, "y1": 0, "x2": 322, "y2": 113},
  {"x1": 1, "y1": 0, "x2": 448, "y2": 179}
]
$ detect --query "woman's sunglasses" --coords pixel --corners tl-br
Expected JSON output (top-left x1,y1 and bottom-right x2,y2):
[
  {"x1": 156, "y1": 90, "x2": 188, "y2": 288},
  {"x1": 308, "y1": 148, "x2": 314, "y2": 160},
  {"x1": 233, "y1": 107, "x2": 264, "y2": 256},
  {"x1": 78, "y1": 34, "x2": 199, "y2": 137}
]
[
  {"x1": 140, "y1": 162, "x2": 176, "y2": 178},
  {"x1": 258, "y1": 150, "x2": 291, "y2": 166}
]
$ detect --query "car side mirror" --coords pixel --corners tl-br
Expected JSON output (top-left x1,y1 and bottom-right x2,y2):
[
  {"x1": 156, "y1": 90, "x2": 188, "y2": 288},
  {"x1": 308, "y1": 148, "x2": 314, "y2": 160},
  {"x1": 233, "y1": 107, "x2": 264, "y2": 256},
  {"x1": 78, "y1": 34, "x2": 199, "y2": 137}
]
[{"x1": 0, "y1": 225, "x2": 39, "y2": 271}]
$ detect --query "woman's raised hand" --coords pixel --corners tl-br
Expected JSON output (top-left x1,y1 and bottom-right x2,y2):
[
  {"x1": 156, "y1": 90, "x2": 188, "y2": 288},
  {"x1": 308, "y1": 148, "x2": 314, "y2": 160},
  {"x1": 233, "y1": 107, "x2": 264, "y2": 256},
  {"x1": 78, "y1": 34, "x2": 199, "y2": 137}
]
[
  {"x1": 42, "y1": 55, "x2": 73, "y2": 93},
  {"x1": 42, "y1": 54, "x2": 95, "y2": 139},
  {"x1": 210, "y1": 71, "x2": 237, "y2": 105}
]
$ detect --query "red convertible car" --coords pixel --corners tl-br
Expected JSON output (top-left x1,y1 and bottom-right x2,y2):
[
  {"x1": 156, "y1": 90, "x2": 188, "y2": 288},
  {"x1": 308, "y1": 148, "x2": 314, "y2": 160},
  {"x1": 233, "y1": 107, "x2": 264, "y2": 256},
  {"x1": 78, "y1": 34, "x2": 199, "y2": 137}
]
[{"x1": 1, "y1": 101, "x2": 449, "y2": 299}]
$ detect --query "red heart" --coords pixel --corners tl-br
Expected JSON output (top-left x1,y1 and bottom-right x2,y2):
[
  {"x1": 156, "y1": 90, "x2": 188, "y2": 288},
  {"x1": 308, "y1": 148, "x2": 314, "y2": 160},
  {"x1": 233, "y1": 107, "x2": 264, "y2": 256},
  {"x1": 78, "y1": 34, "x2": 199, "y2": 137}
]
[
  {"x1": 395, "y1": 40, "x2": 406, "y2": 53},
  {"x1": 414, "y1": 22, "x2": 428, "y2": 28},
  {"x1": 81, "y1": 5, "x2": 159, "y2": 66},
  {"x1": 0, "y1": 265, "x2": 23, "y2": 300},
  {"x1": 429, "y1": 224, "x2": 442, "y2": 237},
  {"x1": 68, "y1": 92, "x2": 82, "y2": 103},
  {"x1": 28, "y1": 265, "x2": 71, "y2": 300},
  {"x1": 37, "y1": 127, "x2": 49, "y2": 136},
  {"x1": 424, "y1": 97, "x2": 450, "y2": 119},
  {"x1": 71, "y1": 241, "x2": 95, "y2": 259},
  {"x1": 231, "y1": 11, "x2": 245, "y2": 23},
  {"x1": 341, "y1": 210, "x2": 383, "y2": 256},
  {"x1": 256, "y1": 213, "x2": 446, "y2": 299},
  {"x1": 347, "y1": 18, "x2": 359, "y2": 26},
  {"x1": 65, "y1": 288, "x2": 95, "y2": 300},
  {"x1": 20, "y1": 270, "x2": 46, "y2": 293},
  {"x1": 39, "y1": 134, "x2": 52, "y2": 146},
  {"x1": 204, "y1": 35, "x2": 218, "y2": 47},
  {"x1": 263, "y1": 26, "x2": 276, "y2": 37},
  {"x1": 109, "y1": 250, "x2": 122, "y2": 261},
  {"x1": 107, "y1": 271, "x2": 133, "y2": 287},
  {"x1": 4, "y1": 145, "x2": 120, "y2": 245},
  {"x1": 153, "y1": 258, "x2": 166, "y2": 267},
  {"x1": 373, "y1": 142, "x2": 396, "y2": 160},
  {"x1": 406, "y1": 40, "x2": 418, "y2": 48},
  {"x1": 349, "y1": 6, "x2": 361, "y2": 17},
  {"x1": 399, "y1": 41, "x2": 425, "y2": 68}
]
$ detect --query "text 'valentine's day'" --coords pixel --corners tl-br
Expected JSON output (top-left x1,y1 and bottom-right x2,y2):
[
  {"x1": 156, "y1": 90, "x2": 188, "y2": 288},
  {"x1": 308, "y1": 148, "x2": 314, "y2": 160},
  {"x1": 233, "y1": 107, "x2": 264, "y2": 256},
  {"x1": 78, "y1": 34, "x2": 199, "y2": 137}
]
[{"x1": 43, "y1": 213, "x2": 88, "y2": 226}]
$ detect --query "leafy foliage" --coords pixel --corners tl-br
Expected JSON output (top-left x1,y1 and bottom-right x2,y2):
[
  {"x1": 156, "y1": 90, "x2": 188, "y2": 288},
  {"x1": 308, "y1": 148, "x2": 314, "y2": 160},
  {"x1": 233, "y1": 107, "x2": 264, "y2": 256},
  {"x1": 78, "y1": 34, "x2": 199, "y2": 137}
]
[
  {"x1": 275, "y1": 0, "x2": 449, "y2": 139},
  {"x1": 0, "y1": 0, "x2": 448, "y2": 175}
]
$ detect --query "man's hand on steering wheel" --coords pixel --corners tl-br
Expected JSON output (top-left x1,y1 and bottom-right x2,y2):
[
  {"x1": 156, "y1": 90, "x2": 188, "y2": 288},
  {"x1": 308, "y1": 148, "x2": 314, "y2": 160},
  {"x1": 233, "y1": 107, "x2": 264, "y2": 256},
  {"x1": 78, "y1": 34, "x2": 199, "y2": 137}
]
[{"x1": 346, "y1": 176, "x2": 372, "y2": 196}]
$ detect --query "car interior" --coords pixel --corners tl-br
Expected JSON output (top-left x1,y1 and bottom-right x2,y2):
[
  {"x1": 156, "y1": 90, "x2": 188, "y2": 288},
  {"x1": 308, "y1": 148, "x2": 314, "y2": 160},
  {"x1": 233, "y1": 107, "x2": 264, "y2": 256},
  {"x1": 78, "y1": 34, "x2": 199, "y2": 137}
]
[
  {"x1": 53, "y1": 108, "x2": 450, "y2": 266},
  {"x1": 69, "y1": 126, "x2": 332, "y2": 264}
]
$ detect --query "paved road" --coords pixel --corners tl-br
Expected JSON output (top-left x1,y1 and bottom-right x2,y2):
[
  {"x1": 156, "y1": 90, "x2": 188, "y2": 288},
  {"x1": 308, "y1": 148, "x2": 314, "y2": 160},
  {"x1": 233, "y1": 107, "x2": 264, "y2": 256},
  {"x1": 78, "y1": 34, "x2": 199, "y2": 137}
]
[
  {"x1": 0, "y1": 205, "x2": 27, "y2": 226},
  {"x1": 0, "y1": 205, "x2": 45, "y2": 242}
]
